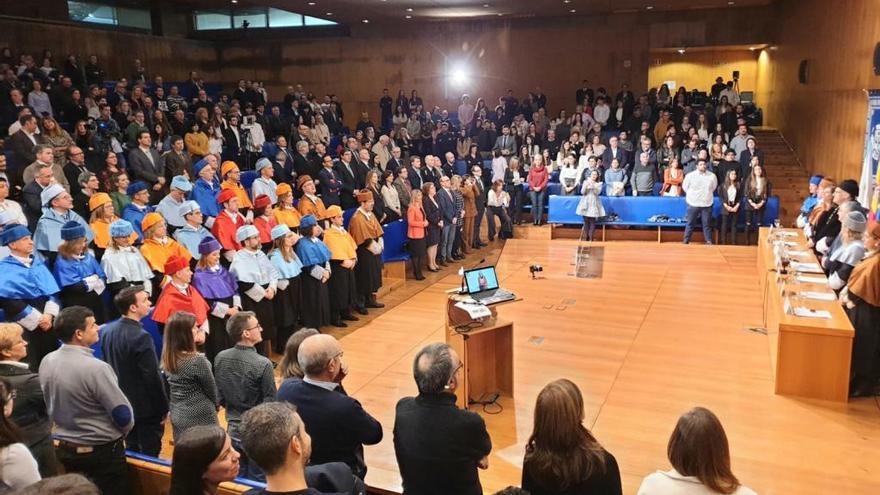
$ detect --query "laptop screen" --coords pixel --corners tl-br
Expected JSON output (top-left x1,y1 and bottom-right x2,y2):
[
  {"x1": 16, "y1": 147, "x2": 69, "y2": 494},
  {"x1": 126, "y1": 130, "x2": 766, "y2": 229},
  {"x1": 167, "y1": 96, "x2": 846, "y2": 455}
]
[{"x1": 465, "y1": 266, "x2": 499, "y2": 294}]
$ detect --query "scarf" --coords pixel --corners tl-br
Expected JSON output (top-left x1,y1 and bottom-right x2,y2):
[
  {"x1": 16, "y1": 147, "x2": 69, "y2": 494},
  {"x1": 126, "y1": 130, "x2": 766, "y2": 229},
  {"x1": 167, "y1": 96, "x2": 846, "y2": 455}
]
[{"x1": 848, "y1": 253, "x2": 880, "y2": 307}]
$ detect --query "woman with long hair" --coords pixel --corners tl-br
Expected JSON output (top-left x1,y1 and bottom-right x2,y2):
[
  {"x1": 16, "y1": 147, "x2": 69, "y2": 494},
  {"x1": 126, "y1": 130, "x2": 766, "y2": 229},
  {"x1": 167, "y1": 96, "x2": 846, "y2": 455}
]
[
  {"x1": 661, "y1": 157, "x2": 684, "y2": 197},
  {"x1": 406, "y1": 188, "x2": 429, "y2": 280},
  {"x1": 365, "y1": 170, "x2": 387, "y2": 224},
  {"x1": 487, "y1": 179, "x2": 513, "y2": 241},
  {"x1": 161, "y1": 311, "x2": 219, "y2": 441},
  {"x1": 89, "y1": 192, "x2": 132, "y2": 257},
  {"x1": 717, "y1": 169, "x2": 743, "y2": 245},
  {"x1": 52, "y1": 222, "x2": 108, "y2": 323},
  {"x1": 169, "y1": 425, "x2": 240, "y2": 495},
  {"x1": 576, "y1": 169, "x2": 605, "y2": 242},
  {"x1": 523, "y1": 379, "x2": 621, "y2": 494},
  {"x1": 744, "y1": 164, "x2": 769, "y2": 245},
  {"x1": 422, "y1": 182, "x2": 442, "y2": 271},
  {"x1": 278, "y1": 328, "x2": 320, "y2": 380},
  {"x1": 41, "y1": 116, "x2": 74, "y2": 166},
  {"x1": 268, "y1": 225, "x2": 303, "y2": 354},
  {"x1": 98, "y1": 150, "x2": 123, "y2": 193},
  {"x1": 637, "y1": 407, "x2": 755, "y2": 494},
  {"x1": 381, "y1": 170, "x2": 402, "y2": 222}
]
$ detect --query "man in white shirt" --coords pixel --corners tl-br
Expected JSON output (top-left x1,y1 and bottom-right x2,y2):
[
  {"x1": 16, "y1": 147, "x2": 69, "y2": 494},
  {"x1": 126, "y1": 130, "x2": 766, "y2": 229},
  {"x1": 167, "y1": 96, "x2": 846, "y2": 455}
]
[
  {"x1": 0, "y1": 178, "x2": 27, "y2": 226},
  {"x1": 719, "y1": 81, "x2": 740, "y2": 106},
  {"x1": 682, "y1": 160, "x2": 718, "y2": 245}
]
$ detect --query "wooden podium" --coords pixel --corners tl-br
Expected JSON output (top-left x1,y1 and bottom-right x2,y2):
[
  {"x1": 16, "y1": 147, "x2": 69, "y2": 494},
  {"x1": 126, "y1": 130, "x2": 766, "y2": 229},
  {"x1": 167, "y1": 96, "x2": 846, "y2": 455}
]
[{"x1": 445, "y1": 296, "x2": 515, "y2": 409}]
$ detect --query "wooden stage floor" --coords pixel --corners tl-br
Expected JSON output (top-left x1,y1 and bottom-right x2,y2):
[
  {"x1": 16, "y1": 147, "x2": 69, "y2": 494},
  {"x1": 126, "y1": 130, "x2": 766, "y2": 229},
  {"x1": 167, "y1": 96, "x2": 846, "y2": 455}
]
[{"x1": 336, "y1": 239, "x2": 880, "y2": 495}]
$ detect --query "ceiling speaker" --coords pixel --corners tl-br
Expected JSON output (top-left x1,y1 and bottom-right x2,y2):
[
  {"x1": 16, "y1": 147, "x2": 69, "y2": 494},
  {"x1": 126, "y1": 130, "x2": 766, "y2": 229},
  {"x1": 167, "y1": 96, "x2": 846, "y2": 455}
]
[{"x1": 798, "y1": 60, "x2": 809, "y2": 84}]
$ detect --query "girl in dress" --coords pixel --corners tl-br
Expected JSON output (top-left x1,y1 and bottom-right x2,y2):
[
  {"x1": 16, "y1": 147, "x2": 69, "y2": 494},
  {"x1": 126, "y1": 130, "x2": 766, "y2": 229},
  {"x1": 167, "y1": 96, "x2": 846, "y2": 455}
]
[{"x1": 576, "y1": 169, "x2": 605, "y2": 242}]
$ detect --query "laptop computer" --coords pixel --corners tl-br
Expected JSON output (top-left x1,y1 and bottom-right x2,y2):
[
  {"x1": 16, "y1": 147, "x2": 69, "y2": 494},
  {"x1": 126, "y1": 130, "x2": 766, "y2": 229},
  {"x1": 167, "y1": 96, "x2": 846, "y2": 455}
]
[{"x1": 464, "y1": 266, "x2": 515, "y2": 305}]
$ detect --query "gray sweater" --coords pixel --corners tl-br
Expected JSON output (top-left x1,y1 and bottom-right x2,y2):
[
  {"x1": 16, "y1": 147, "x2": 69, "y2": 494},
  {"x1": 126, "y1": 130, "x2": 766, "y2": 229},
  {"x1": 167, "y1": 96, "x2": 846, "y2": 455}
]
[{"x1": 630, "y1": 164, "x2": 657, "y2": 193}]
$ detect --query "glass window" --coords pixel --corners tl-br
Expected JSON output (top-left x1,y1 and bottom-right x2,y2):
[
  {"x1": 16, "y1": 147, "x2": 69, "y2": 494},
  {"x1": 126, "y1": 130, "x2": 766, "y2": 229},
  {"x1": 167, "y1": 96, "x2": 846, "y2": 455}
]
[
  {"x1": 268, "y1": 8, "x2": 303, "y2": 28},
  {"x1": 303, "y1": 15, "x2": 336, "y2": 26},
  {"x1": 194, "y1": 11, "x2": 232, "y2": 31},
  {"x1": 68, "y1": 1, "x2": 115, "y2": 25},
  {"x1": 233, "y1": 9, "x2": 267, "y2": 29}
]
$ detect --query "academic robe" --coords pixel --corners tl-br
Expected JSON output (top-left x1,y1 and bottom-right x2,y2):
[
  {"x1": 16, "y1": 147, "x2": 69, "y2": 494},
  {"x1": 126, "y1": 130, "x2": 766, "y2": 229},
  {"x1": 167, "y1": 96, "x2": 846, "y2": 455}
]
[
  {"x1": 152, "y1": 282, "x2": 209, "y2": 328},
  {"x1": 156, "y1": 195, "x2": 187, "y2": 229},
  {"x1": 0, "y1": 255, "x2": 61, "y2": 370},
  {"x1": 140, "y1": 237, "x2": 193, "y2": 301},
  {"x1": 348, "y1": 209, "x2": 384, "y2": 297},
  {"x1": 268, "y1": 249, "x2": 303, "y2": 354},
  {"x1": 274, "y1": 207, "x2": 302, "y2": 229},
  {"x1": 847, "y1": 253, "x2": 880, "y2": 387},
  {"x1": 51, "y1": 253, "x2": 107, "y2": 323},
  {"x1": 254, "y1": 215, "x2": 277, "y2": 252},
  {"x1": 192, "y1": 265, "x2": 240, "y2": 363},
  {"x1": 121, "y1": 203, "x2": 154, "y2": 243},
  {"x1": 211, "y1": 210, "x2": 246, "y2": 253},
  {"x1": 297, "y1": 194, "x2": 328, "y2": 221},
  {"x1": 91, "y1": 216, "x2": 138, "y2": 251},
  {"x1": 34, "y1": 208, "x2": 94, "y2": 254},
  {"x1": 230, "y1": 248, "x2": 279, "y2": 351},
  {"x1": 192, "y1": 178, "x2": 221, "y2": 221},
  {"x1": 220, "y1": 179, "x2": 253, "y2": 210},
  {"x1": 173, "y1": 224, "x2": 215, "y2": 261},
  {"x1": 100, "y1": 246, "x2": 155, "y2": 307},
  {"x1": 323, "y1": 225, "x2": 358, "y2": 316},
  {"x1": 294, "y1": 236, "x2": 333, "y2": 329}
]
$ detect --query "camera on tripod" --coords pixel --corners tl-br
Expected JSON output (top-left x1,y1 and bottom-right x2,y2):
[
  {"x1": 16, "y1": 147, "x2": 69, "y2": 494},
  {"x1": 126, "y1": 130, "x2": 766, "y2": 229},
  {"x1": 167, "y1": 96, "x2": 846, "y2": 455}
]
[{"x1": 529, "y1": 264, "x2": 543, "y2": 279}]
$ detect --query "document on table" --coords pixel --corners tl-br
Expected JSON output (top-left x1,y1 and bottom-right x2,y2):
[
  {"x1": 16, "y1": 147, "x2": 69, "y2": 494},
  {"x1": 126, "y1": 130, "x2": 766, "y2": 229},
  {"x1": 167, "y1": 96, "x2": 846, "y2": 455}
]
[
  {"x1": 797, "y1": 275, "x2": 827, "y2": 284},
  {"x1": 793, "y1": 307, "x2": 832, "y2": 319},
  {"x1": 792, "y1": 261, "x2": 823, "y2": 274},
  {"x1": 800, "y1": 291, "x2": 836, "y2": 301},
  {"x1": 788, "y1": 250, "x2": 811, "y2": 257}
]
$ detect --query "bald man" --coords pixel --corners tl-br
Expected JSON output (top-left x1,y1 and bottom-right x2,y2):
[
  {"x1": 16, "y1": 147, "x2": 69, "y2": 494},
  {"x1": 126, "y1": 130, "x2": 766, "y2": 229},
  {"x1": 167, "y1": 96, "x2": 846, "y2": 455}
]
[{"x1": 276, "y1": 334, "x2": 382, "y2": 479}]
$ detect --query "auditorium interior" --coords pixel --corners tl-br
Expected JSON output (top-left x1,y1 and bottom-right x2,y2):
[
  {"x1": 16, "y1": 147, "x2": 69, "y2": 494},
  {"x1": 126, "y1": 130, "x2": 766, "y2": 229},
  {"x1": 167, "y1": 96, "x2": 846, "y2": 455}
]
[{"x1": 0, "y1": 0, "x2": 879, "y2": 494}]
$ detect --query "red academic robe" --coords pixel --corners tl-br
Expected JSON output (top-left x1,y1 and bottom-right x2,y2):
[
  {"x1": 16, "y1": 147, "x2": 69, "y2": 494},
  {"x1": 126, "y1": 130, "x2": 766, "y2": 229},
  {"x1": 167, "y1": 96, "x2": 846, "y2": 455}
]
[
  {"x1": 152, "y1": 282, "x2": 210, "y2": 326},
  {"x1": 211, "y1": 210, "x2": 246, "y2": 252}
]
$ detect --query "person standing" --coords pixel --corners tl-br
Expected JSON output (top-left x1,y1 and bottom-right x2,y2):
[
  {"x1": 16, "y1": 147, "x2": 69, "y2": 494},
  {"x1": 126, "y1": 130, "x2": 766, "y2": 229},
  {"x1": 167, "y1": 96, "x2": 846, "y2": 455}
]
[
  {"x1": 51, "y1": 221, "x2": 107, "y2": 323},
  {"x1": 39, "y1": 306, "x2": 134, "y2": 495},
  {"x1": 0, "y1": 224, "x2": 61, "y2": 371},
  {"x1": 100, "y1": 286, "x2": 168, "y2": 457},
  {"x1": 393, "y1": 342, "x2": 491, "y2": 495},
  {"x1": 682, "y1": 160, "x2": 718, "y2": 245},
  {"x1": 191, "y1": 237, "x2": 240, "y2": 363},
  {"x1": 151, "y1": 254, "x2": 209, "y2": 332},
  {"x1": 576, "y1": 169, "x2": 605, "y2": 242},
  {"x1": 213, "y1": 311, "x2": 277, "y2": 480},
  {"x1": 267, "y1": 225, "x2": 303, "y2": 354},
  {"x1": 471, "y1": 166, "x2": 488, "y2": 249},
  {"x1": 230, "y1": 225, "x2": 280, "y2": 355},
  {"x1": 322, "y1": 206, "x2": 361, "y2": 326},
  {"x1": 348, "y1": 192, "x2": 386, "y2": 311},
  {"x1": 294, "y1": 215, "x2": 333, "y2": 329},
  {"x1": 406, "y1": 189, "x2": 429, "y2": 280}
]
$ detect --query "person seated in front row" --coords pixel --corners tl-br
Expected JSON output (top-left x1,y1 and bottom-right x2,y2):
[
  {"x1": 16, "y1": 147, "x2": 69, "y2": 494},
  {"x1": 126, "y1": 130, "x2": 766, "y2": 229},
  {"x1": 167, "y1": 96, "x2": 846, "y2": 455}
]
[{"x1": 636, "y1": 407, "x2": 756, "y2": 495}]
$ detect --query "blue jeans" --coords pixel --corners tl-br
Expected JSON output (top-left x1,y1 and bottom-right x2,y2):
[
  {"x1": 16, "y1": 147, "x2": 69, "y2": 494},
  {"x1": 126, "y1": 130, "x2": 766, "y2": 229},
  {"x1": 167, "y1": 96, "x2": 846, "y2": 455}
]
[
  {"x1": 529, "y1": 190, "x2": 545, "y2": 223},
  {"x1": 684, "y1": 205, "x2": 712, "y2": 243}
]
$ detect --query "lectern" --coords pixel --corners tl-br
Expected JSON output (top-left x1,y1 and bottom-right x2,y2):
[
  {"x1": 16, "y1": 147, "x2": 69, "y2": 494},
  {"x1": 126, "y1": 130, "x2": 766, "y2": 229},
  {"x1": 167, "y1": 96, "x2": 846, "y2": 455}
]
[{"x1": 445, "y1": 296, "x2": 515, "y2": 409}]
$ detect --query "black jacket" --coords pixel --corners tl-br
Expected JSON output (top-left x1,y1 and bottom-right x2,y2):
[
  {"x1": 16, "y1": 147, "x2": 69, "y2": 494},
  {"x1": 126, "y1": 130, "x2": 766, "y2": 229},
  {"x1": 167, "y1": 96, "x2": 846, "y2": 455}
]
[
  {"x1": 522, "y1": 449, "x2": 622, "y2": 495},
  {"x1": 0, "y1": 363, "x2": 51, "y2": 447},
  {"x1": 393, "y1": 393, "x2": 491, "y2": 495},
  {"x1": 334, "y1": 160, "x2": 359, "y2": 210},
  {"x1": 277, "y1": 379, "x2": 383, "y2": 479},
  {"x1": 100, "y1": 317, "x2": 169, "y2": 421}
]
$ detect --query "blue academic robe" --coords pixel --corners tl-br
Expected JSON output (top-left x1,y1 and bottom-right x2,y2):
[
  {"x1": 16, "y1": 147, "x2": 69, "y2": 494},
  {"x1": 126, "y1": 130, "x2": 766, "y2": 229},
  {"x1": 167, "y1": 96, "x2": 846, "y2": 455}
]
[
  {"x1": 33, "y1": 208, "x2": 94, "y2": 253},
  {"x1": 173, "y1": 224, "x2": 215, "y2": 260},
  {"x1": 192, "y1": 179, "x2": 220, "y2": 219},
  {"x1": 122, "y1": 203, "x2": 154, "y2": 243},
  {"x1": 51, "y1": 253, "x2": 107, "y2": 322},
  {"x1": 294, "y1": 237, "x2": 332, "y2": 268},
  {"x1": 0, "y1": 255, "x2": 60, "y2": 326}
]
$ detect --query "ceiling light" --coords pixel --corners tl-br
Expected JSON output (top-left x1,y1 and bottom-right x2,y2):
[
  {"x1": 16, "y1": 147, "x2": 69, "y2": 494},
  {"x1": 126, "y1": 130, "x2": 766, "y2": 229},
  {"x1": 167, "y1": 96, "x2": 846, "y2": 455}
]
[
  {"x1": 231, "y1": 0, "x2": 238, "y2": 3},
  {"x1": 405, "y1": 15, "x2": 412, "y2": 19},
  {"x1": 677, "y1": 48, "x2": 686, "y2": 54},
  {"x1": 307, "y1": 1, "x2": 315, "y2": 5},
  {"x1": 406, "y1": 8, "x2": 413, "y2": 11},
  {"x1": 362, "y1": 19, "x2": 369, "y2": 23},
  {"x1": 728, "y1": 1, "x2": 735, "y2": 4},
  {"x1": 564, "y1": 0, "x2": 571, "y2": 3},
  {"x1": 325, "y1": 12, "x2": 333, "y2": 16},
  {"x1": 570, "y1": 9, "x2": 576, "y2": 13}
]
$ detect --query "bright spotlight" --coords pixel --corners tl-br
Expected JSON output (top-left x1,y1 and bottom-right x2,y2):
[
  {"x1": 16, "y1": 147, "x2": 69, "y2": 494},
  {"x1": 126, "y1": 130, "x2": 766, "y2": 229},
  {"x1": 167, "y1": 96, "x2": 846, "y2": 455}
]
[{"x1": 450, "y1": 66, "x2": 469, "y2": 87}]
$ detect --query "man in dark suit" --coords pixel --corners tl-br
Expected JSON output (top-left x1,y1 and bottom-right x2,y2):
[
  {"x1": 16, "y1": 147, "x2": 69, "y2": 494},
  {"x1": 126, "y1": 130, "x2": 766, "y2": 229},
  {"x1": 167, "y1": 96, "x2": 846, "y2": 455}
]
[
  {"x1": 492, "y1": 125, "x2": 517, "y2": 159},
  {"x1": 6, "y1": 115, "x2": 43, "y2": 188},
  {"x1": 100, "y1": 287, "x2": 168, "y2": 457},
  {"x1": 394, "y1": 343, "x2": 492, "y2": 495},
  {"x1": 334, "y1": 149, "x2": 359, "y2": 210},
  {"x1": 62, "y1": 147, "x2": 89, "y2": 193},
  {"x1": 318, "y1": 154, "x2": 342, "y2": 207},
  {"x1": 21, "y1": 163, "x2": 54, "y2": 231},
  {"x1": 407, "y1": 156, "x2": 425, "y2": 192},
  {"x1": 355, "y1": 149, "x2": 372, "y2": 190},
  {"x1": 435, "y1": 175, "x2": 457, "y2": 265},
  {"x1": 386, "y1": 147, "x2": 404, "y2": 175},
  {"x1": 471, "y1": 165, "x2": 488, "y2": 249},
  {"x1": 276, "y1": 334, "x2": 382, "y2": 480},
  {"x1": 293, "y1": 140, "x2": 317, "y2": 179},
  {"x1": 601, "y1": 136, "x2": 630, "y2": 171},
  {"x1": 127, "y1": 131, "x2": 166, "y2": 203},
  {"x1": 420, "y1": 155, "x2": 438, "y2": 188}
]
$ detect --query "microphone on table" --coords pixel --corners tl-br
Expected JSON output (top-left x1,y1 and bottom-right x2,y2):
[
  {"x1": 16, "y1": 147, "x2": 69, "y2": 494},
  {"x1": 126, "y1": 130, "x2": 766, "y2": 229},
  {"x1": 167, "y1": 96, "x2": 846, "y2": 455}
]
[{"x1": 460, "y1": 258, "x2": 487, "y2": 294}]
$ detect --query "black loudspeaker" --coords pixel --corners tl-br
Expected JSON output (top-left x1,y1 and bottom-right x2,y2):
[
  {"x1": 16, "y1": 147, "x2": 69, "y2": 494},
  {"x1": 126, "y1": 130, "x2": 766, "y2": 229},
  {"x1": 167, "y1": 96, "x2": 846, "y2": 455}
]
[
  {"x1": 798, "y1": 60, "x2": 809, "y2": 84},
  {"x1": 874, "y1": 42, "x2": 880, "y2": 76}
]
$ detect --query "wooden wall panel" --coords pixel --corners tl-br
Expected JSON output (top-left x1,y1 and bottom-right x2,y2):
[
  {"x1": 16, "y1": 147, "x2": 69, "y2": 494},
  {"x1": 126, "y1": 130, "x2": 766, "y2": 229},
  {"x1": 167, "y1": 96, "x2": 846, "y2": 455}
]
[
  {"x1": 648, "y1": 49, "x2": 759, "y2": 98},
  {"x1": 760, "y1": 0, "x2": 880, "y2": 181},
  {"x1": 0, "y1": 18, "x2": 219, "y2": 84}
]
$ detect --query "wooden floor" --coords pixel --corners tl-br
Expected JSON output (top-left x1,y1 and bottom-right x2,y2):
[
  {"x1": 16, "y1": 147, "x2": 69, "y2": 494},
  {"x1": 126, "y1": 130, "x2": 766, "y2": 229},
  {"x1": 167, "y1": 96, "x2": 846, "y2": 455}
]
[{"x1": 333, "y1": 239, "x2": 880, "y2": 495}]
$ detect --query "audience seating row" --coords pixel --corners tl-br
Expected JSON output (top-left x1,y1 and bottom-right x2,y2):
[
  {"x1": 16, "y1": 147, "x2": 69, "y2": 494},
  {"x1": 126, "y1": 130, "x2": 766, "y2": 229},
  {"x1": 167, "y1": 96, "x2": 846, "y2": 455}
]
[{"x1": 126, "y1": 451, "x2": 262, "y2": 495}]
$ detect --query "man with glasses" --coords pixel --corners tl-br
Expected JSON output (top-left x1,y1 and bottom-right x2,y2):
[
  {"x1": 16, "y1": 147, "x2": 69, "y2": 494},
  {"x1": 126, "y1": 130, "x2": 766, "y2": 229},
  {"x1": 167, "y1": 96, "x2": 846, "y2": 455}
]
[
  {"x1": 62, "y1": 146, "x2": 89, "y2": 194},
  {"x1": 277, "y1": 333, "x2": 383, "y2": 480},
  {"x1": 393, "y1": 342, "x2": 492, "y2": 495},
  {"x1": 214, "y1": 311, "x2": 276, "y2": 480},
  {"x1": 34, "y1": 183, "x2": 93, "y2": 262}
]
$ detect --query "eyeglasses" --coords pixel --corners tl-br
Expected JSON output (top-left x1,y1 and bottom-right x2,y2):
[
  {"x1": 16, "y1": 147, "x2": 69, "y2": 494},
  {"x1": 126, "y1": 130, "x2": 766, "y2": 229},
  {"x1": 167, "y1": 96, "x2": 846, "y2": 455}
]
[{"x1": 245, "y1": 324, "x2": 262, "y2": 332}]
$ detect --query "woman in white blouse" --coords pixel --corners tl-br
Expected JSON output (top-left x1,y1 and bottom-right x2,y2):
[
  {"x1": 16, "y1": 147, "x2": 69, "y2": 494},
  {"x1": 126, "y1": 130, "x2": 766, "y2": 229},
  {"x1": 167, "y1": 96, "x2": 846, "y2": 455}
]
[
  {"x1": 0, "y1": 378, "x2": 41, "y2": 491},
  {"x1": 380, "y1": 170, "x2": 402, "y2": 222},
  {"x1": 637, "y1": 407, "x2": 756, "y2": 495},
  {"x1": 486, "y1": 180, "x2": 512, "y2": 241}
]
